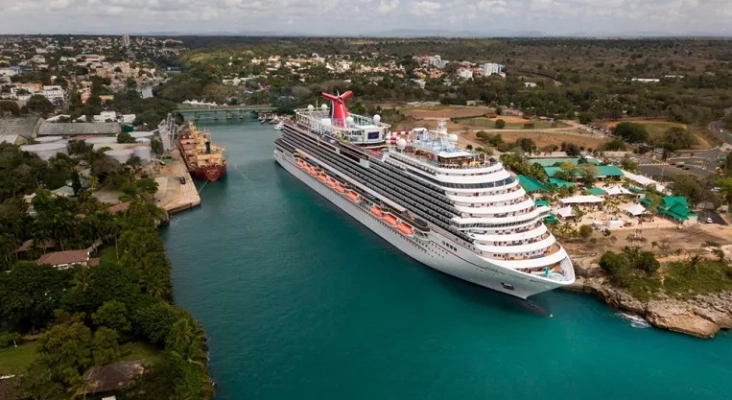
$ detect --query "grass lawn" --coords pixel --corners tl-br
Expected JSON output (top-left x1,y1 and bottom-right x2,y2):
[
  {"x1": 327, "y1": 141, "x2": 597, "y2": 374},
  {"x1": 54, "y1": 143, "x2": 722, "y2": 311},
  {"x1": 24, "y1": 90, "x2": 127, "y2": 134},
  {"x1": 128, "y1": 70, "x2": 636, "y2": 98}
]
[
  {"x1": 119, "y1": 342, "x2": 162, "y2": 365},
  {"x1": 97, "y1": 245, "x2": 118, "y2": 265},
  {"x1": 0, "y1": 341, "x2": 39, "y2": 375}
]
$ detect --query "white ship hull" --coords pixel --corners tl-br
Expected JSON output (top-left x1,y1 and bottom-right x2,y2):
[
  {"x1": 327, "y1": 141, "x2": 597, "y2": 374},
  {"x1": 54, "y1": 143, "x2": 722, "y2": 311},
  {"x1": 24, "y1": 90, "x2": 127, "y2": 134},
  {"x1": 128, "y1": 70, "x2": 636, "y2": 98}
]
[{"x1": 275, "y1": 149, "x2": 565, "y2": 299}]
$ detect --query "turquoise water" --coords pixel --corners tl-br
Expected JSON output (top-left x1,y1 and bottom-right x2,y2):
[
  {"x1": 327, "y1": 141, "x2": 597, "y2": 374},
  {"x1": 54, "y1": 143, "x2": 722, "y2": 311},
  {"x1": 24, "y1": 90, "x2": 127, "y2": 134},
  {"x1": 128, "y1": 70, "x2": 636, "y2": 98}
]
[{"x1": 162, "y1": 122, "x2": 732, "y2": 400}]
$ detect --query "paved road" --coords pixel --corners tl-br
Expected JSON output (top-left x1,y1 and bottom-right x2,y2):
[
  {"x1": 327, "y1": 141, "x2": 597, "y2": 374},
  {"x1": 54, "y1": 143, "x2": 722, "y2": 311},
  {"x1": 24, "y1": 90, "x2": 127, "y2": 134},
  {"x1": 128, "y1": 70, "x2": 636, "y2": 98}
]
[{"x1": 710, "y1": 107, "x2": 732, "y2": 144}]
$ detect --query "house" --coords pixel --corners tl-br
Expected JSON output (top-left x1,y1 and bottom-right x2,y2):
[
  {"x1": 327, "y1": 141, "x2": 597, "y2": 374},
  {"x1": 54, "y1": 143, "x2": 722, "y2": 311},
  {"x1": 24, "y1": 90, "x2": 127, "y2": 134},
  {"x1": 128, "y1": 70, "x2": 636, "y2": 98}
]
[
  {"x1": 457, "y1": 68, "x2": 473, "y2": 79},
  {"x1": 650, "y1": 196, "x2": 698, "y2": 224},
  {"x1": 83, "y1": 360, "x2": 146, "y2": 395},
  {"x1": 36, "y1": 248, "x2": 99, "y2": 269},
  {"x1": 524, "y1": 82, "x2": 537, "y2": 88},
  {"x1": 15, "y1": 239, "x2": 56, "y2": 254},
  {"x1": 38, "y1": 121, "x2": 121, "y2": 137}
]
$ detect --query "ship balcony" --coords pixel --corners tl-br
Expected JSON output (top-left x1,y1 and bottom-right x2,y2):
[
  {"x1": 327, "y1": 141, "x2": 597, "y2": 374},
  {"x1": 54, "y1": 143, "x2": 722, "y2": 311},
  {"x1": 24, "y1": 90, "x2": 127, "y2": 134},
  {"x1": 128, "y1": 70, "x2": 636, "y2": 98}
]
[{"x1": 517, "y1": 256, "x2": 574, "y2": 283}]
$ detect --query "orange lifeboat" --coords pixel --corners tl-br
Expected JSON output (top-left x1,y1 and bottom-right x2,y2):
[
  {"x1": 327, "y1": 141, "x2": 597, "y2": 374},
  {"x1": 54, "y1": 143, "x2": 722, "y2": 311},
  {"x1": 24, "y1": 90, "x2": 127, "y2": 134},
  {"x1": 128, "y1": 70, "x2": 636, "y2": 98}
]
[
  {"x1": 397, "y1": 222, "x2": 414, "y2": 236},
  {"x1": 384, "y1": 214, "x2": 398, "y2": 226},
  {"x1": 318, "y1": 173, "x2": 327, "y2": 182},
  {"x1": 296, "y1": 159, "x2": 305, "y2": 168},
  {"x1": 371, "y1": 205, "x2": 384, "y2": 217},
  {"x1": 308, "y1": 167, "x2": 318, "y2": 176},
  {"x1": 326, "y1": 177, "x2": 337, "y2": 188},
  {"x1": 335, "y1": 183, "x2": 346, "y2": 194},
  {"x1": 347, "y1": 191, "x2": 359, "y2": 202}
]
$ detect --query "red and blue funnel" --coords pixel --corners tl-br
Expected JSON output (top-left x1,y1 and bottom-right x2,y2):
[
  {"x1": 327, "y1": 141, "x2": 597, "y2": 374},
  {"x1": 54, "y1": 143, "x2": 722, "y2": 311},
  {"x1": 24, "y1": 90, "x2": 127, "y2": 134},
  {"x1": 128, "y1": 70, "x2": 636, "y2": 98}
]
[{"x1": 320, "y1": 90, "x2": 352, "y2": 126}]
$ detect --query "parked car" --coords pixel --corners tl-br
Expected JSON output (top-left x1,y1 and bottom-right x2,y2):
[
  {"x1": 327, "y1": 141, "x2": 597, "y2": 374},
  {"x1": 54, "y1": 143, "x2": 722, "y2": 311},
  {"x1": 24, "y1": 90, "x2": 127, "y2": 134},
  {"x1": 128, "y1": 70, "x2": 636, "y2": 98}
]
[{"x1": 178, "y1": 176, "x2": 186, "y2": 184}]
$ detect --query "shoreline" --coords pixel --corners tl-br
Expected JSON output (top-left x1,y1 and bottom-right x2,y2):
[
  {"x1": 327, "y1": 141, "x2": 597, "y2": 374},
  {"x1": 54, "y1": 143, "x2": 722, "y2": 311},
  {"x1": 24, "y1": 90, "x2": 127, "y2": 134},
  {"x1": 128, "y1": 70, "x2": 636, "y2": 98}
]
[{"x1": 563, "y1": 277, "x2": 732, "y2": 338}]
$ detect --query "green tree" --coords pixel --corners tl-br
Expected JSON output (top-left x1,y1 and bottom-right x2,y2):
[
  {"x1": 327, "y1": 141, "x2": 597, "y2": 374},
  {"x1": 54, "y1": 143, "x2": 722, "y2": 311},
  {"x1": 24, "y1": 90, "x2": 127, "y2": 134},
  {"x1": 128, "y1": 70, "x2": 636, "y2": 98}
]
[
  {"x1": 92, "y1": 300, "x2": 131, "y2": 333},
  {"x1": 37, "y1": 321, "x2": 93, "y2": 384},
  {"x1": 92, "y1": 327, "x2": 121, "y2": 366},
  {"x1": 26, "y1": 94, "x2": 55, "y2": 116},
  {"x1": 0, "y1": 262, "x2": 73, "y2": 332},
  {"x1": 495, "y1": 119, "x2": 506, "y2": 129},
  {"x1": 599, "y1": 251, "x2": 627, "y2": 275},
  {"x1": 117, "y1": 131, "x2": 137, "y2": 144},
  {"x1": 671, "y1": 175, "x2": 704, "y2": 205},
  {"x1": 150, "y1": 139, "x2": 164, "y2": 155},
  {"x1": 613, "y1": 122, "x2": 649, "y2": 144},
  {"x1": 620, "y1": 155, "x2": 638, "y2": 172},
  {"x1": 578, "y1": 224, "x2": 593, "y2": 240},
  {"x1": 579, "y1": 164, "x2": 598, "y2": 186}
]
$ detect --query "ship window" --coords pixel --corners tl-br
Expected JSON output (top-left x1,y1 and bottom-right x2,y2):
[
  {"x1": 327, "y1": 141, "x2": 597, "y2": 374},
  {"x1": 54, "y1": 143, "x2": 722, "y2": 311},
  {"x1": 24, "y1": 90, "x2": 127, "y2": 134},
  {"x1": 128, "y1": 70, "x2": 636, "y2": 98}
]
[{"x1": 501, "y1": 283, "x2": 514, "y2": 290}]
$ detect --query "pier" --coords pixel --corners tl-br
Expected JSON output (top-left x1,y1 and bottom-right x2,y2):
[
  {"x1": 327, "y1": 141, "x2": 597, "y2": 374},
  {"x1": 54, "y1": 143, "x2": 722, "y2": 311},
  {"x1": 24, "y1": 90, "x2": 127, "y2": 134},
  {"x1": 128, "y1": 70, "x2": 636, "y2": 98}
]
[
  {"x1": 176, "y1": 104, "x2": 276, "y2": 121},
  {"x1": 154, "y1": 149, "x2": 201, "y2": 214}
]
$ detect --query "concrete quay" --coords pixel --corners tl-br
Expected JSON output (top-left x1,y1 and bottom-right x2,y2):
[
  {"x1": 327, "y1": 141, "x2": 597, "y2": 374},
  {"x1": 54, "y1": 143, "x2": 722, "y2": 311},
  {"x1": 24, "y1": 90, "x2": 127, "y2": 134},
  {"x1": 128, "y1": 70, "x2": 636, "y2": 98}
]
[{"x1": 154, "y1": 149, "x2": 201, "y2": 214}]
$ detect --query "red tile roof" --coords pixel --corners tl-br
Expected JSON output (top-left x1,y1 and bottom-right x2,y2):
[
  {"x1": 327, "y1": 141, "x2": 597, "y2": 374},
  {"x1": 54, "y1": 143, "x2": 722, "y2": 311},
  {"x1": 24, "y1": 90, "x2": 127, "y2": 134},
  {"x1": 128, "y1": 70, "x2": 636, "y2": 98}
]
[{"x1": 37, "y1": 249, "x2": 90, "y2": 266}]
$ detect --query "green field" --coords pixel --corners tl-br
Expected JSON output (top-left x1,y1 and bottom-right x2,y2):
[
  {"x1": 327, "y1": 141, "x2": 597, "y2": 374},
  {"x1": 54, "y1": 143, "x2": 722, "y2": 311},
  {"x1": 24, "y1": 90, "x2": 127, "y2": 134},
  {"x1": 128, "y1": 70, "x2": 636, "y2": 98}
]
[
  {"x1": 463, "y1": 118, "x2": 560, "y2": 130},
  {"x1": 0, "y1": 341, "x2": 39, "y2": 374},
  {"x1": 119, "y1": 342, "x2": 162, "y2": 365},
  {"x1": 97, "y1": 245, "x2": 118, "y2": 265},
  {"x1": 0, "y1": 342, "x2": 161, "y2": 375}
]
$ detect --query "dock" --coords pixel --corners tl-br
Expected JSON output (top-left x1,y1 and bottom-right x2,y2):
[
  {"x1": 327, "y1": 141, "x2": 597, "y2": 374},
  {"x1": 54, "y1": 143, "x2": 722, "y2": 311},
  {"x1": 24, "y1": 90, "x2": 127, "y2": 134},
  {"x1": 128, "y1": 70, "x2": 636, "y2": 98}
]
[{"x1": 154, "y1": 149, "x2": 201, "y2": 214}]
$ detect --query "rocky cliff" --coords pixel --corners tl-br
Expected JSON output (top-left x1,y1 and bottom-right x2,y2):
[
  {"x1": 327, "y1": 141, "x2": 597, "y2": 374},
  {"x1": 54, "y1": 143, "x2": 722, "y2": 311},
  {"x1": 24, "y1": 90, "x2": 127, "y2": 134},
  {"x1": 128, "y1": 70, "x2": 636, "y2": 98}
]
[{"x1": 566, "y1": 278, "x2": 732, "y2": 338}]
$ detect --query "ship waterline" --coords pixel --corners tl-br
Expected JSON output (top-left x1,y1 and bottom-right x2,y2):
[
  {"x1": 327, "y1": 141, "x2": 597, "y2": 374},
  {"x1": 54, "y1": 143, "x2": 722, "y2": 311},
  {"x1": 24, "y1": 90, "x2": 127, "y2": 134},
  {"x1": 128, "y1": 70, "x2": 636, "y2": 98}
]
[{"x1": 273, "y1": 91, "x2": 574, "y2": 299}]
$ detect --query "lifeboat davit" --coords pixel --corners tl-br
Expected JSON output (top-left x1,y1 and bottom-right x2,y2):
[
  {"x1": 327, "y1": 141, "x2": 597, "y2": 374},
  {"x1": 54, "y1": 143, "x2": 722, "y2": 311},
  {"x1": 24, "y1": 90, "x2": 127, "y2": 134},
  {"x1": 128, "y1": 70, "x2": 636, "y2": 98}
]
[
  {"x1": 371, "y1": 205, "x2": 384, "y2": 217},
  {"x1": 397, "y1": 222, "x2": 414, "y2": 236},
  {"x1": 326, "y1": 177, "x2": 337, "y2": 188},
  {"x1": 347, "y1": 191, "x2": 359, "y2": 202},
  {"x1": 335, "y1": 183, "x2": 346, "y2": 194},
  {"x1": 384, "y1": 214, "x2": 398, "y2": 226}
]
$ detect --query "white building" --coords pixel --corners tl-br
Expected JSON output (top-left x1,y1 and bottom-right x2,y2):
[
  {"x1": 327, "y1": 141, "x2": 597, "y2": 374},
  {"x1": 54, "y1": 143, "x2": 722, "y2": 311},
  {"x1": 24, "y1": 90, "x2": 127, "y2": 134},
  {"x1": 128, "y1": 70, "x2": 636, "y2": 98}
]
[
  {"x1": 93, "y1": 111, "x2": 117, "y2": 123},
  {"x1": 524, "y1": 82, "x2": 537, "y2": 88},
  {"x1": 457, "y1": 68, "x2": 473, "y2": 79},
  {"x1": 0, "y1": 68, "x2": 17, "y2": 77},
  {"x1": 481, "y1": 63, "x2": 504, "y2": 76},
  {"x1": 122, "y1": 34, "x2": 131, "y2": 47},
  {"x1": 42, "y1": 86, "x2": 66, "y2": 103}
]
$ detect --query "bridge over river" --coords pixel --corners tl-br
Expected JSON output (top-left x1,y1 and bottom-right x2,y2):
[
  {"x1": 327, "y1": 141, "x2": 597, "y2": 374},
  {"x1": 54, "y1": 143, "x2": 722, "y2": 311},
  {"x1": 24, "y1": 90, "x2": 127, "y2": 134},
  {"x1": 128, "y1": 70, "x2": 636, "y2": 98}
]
[{"x1": 176, "y1": 104, "x2": 276, "y2": 121}]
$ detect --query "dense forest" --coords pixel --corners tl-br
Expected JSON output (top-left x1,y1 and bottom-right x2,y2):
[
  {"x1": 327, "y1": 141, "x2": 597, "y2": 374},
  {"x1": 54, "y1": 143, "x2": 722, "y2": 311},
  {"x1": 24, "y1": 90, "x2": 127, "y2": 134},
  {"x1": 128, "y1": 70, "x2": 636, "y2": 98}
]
[{"x1": 0, "y1": 142, "x2": 212, "y2": 399}]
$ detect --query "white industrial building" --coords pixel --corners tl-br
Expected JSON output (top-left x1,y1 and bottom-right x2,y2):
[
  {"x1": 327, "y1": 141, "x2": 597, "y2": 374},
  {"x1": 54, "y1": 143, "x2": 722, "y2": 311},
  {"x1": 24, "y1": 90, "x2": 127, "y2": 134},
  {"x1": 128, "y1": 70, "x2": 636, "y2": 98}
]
[{"x1": 481, "y1": 63, "x2": 504, "y2": 76}]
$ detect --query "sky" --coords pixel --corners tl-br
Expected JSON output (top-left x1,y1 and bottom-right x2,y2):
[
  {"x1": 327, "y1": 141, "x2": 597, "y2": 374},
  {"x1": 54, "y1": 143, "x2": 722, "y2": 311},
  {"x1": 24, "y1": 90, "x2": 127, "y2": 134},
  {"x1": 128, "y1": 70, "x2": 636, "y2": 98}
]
[{"x1": 1, "y1": 0, "x2": 732, "y2": 36}]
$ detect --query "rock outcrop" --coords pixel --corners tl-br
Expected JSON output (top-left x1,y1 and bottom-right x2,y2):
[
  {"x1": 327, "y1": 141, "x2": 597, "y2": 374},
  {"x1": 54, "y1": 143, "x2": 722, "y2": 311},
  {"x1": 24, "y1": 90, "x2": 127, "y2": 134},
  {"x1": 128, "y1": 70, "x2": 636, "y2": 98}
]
[{"x1": 566, "y1": 278, "x2": 732, "y2": 339}]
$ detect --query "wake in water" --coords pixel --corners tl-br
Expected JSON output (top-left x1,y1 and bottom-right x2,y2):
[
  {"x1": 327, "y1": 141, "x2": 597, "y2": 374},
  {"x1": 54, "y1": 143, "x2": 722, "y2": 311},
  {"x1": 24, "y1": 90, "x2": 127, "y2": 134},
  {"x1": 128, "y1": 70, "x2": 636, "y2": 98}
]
[{"x1": 616, "y1": 312, "x2": 651, "y2": 328}]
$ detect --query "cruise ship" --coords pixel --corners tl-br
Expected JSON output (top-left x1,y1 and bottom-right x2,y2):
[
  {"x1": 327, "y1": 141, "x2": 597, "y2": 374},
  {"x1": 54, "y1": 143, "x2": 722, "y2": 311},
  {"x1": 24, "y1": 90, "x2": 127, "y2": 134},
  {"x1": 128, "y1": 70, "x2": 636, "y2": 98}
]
[{"x1": 274, "y1": 91, "x2": 575, "y2": 299}]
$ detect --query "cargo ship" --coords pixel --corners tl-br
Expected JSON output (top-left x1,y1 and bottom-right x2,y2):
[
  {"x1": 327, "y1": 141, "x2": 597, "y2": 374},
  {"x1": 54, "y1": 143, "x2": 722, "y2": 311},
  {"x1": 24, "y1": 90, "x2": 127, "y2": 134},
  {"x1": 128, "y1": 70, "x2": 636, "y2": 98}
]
[{"x1": 178, "y1": 120, "x2": 227, "y2": 182}]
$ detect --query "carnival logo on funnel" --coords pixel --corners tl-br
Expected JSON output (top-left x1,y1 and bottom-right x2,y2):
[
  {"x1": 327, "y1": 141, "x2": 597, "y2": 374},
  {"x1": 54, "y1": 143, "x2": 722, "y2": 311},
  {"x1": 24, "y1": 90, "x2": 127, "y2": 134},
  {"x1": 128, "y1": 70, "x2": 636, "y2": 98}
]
[{"x1": 320, "y1": 90, "x2": 352, "y2": 126}]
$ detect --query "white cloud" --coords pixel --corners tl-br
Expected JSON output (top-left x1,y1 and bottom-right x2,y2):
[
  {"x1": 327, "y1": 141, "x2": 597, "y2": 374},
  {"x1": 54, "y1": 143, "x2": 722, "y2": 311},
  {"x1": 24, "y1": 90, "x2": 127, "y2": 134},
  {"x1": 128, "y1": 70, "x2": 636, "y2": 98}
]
[
  {"x1": 377, "y1": 0, "x2": 399, "y2": 13},
  {"x1": 0, "y1": 0, "x2": 730, "y2": 35},
  {"x1": 409, "y1": 1, "x2": 441, "y2": 16}
]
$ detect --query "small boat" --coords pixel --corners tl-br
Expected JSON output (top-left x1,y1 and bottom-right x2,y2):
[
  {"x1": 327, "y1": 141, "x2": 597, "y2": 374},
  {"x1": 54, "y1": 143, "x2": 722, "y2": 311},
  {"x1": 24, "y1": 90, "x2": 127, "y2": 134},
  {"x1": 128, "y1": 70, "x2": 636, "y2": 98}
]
[
  {"x1": 296, "y1": 160, "x2": 305, "y2": 168},
  {"x1": 347, "y1": 191, "x2": 359, "y2": 202},
  {"x1": 326, "y1": 178, "x2": 337, "y2": 188},
  {"x1": 308, "y1": 167, "x2": 318, "y2": 176},
  {"x1": 371, "y1": 205, "x2": 384, "y2": 218},
  {"x1": 384, "y1": 214, "x2": 398, "y2": 226},
  {"x1": 274, "y1": 121, "x2": 284, "y2": 130},
  {"x1": 318, "y1": 173, "x2": 327, "y2": 182},
  {"x1": 335, "y1": 184, "x2": 346, "y2": 194},
  {"x1": 397, "y1": 222, "x2": 414, "y2": 236}
]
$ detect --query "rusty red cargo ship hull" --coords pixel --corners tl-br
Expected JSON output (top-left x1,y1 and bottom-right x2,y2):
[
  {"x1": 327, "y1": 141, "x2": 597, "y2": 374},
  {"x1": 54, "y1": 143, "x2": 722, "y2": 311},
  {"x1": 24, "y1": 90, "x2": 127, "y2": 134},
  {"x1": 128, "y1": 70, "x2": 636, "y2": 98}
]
[{"x1": 178, "y1": 121, "x2": 227, "y2": 182}]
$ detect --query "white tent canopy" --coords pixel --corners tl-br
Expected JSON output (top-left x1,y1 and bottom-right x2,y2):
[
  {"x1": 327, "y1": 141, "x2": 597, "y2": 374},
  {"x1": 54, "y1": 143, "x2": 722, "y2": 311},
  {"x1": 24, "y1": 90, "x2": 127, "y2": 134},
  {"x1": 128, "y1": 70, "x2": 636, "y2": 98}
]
[
  {"x1": 557, "y1": 206, "x2": 575, "y2": 218},
  {"x1": 604, "y1": 185, "x2": 632, "y2": 196},
  {"x1": 621, "y1": 170, "x2": 668, "y2": 194},
  {"x1": 625, "y1": 204, "x2": 647, "y2": 216},
  {"x1": 560, "y1": 195, "x2": 603, "y2": 205}
]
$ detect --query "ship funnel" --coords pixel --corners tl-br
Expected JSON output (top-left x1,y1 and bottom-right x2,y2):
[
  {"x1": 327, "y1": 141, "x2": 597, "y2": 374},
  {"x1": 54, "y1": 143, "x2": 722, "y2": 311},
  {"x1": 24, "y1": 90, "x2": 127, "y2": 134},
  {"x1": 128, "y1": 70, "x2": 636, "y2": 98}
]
[
  {"x1": 319, "y1": 90, "x2": 352, "y2": 126},
  {"x1": 205, "y1": 139, "x2": 211, "y2": 154}
]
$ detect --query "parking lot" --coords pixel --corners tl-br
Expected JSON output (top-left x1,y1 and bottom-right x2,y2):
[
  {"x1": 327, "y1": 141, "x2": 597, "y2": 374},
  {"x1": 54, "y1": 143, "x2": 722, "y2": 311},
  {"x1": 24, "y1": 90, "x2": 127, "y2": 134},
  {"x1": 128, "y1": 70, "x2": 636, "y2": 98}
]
[{"x1": 697, "y1": 210, "x2": 728, "y2": 226}]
